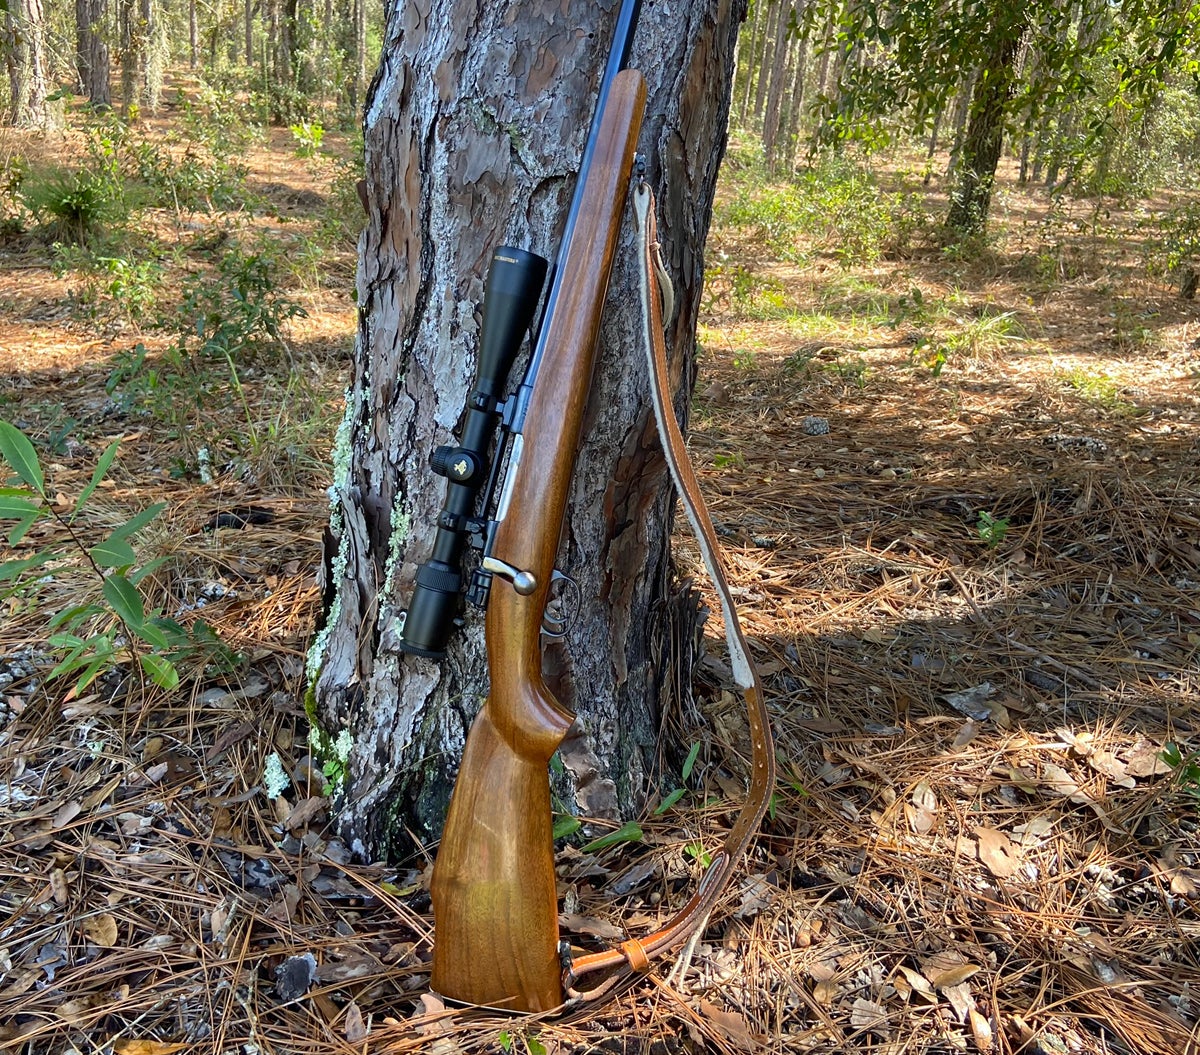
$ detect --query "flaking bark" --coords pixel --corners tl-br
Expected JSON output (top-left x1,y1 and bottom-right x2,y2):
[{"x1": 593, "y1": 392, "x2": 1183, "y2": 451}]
[{"x1": 314, "y1": 0, "x2": 745, "y2": 860}]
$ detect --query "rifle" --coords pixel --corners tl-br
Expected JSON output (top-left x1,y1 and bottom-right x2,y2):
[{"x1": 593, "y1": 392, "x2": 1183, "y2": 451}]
[
  {"x1": 404, "y1": 0, "x2": 644, "y2": 1013},
  {"x1": 401, "y1": 0, "x2": 774, "y2": 1015}
]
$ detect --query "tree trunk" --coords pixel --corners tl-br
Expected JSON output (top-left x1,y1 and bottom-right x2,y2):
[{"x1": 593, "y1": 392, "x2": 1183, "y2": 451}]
[
  {"x1": 311, "y1": 0, "x2": 745, "y2": 859},
  {"x1": 735, "y1": 0, "x2": 764, "y2": 123},
  {"x1": 5, "y1": 0, "x2": 48, "y2": 127},
  {"x1": 947, "y1": 19, "x2": 1023, "y2": 235},
  {"x1": 762, "y1": 0, "x2": 794, "y2": 170},
  {"x1": 782, "y1": 9, "x2": 808, "y2": 170},
  {"x1": 190, "y1": 0, "x2": 198, "y2": 68},
  {"x1": 351, "y1": 0, "x2": 367, "y2": 113},
  {"x1": 752, "y1": 0, "x2": 780, "y2": 125},
  {"x1": 118, "y1": 0, "x2": 140, "y2": 114},
  {"x1": 279, "y1": 0, "x2": 298, "y2": 87},
  {"x1": 76, "y1": 0, "x2": 111, "y2": 107},
  {"x1": 139, "y1": 0, "x2": 159, "y2": 112},
  {"x1": 816, "y1": 9, "x2": 833, "y2": 96},
  {"x1": 244, "y1": 0, "x2": 253, "y2": 66},
  {"x1": 924, "y1": 106, "x2": 943, "y2": 183}
]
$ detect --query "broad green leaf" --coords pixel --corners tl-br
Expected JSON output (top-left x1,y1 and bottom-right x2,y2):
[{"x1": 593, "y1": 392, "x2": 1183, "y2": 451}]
[
  {"x1": 50, "y1": 603, "x2": 104, "y2": 629},
  {"x1": 102, "y1": 573, "x2": 145, "y2": 627},
  {"x1": 681, "y1": 741, "x2": 702, "y2": 782},
  {"x1": 139, "y1": 653, "x2": 180, "y2": 691},
  {"x1": 69, "y1": 655, "x2": 112, "y2": 698},
  {"x1": 0, "y1": 421, "x2": 45, "y2": 495},
  {"x1": 552, "y1": 815, "x2": 582, "y2": 840},
  {"x1": 128, "y1": 554, "x2": 169, "y2": 585},
  {"x1": 89, "y1": 536, "x2": 137, "y2": 569},
  {"x1": 48, "y1": 631, "x2": 88, "y2": 650},
  {"x1": 0, "y1": 551, "x2": 55, "y2": 584},
  {"x1": 108, "y1": 501, "x2": 166, "y2": 543},
  {"x1": 6, "y1": 513, "x2": 40, "y2": 546},
  {"x1": 47, "y1": 648, "x2": 91, "y2": 682},
  {"x1": 149, "y1": 615, "x2": 187, "y2": 639},
  {"x1": 75, "y1": 439, "x2": 121, "y2": 512},
  {"x1": 132, "y1": 621, "x2": 169, "y2": 649},
  {"x1": 0, "y1": 493, "x2": 42, "y2": 519},
  {"x1": 580, "y1": 821, "x2": 643, "y2": 854},
  {"x1": 653, "y1": 787, "x2": 687, "y2": 816}
]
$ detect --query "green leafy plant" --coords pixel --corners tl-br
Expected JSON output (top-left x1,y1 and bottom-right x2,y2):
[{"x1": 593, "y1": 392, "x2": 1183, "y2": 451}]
[
  {"x1": 0, "y1": 421, "x2": 207, "y2": 697},
  {"x1": 173, "y1": 248, "x2": 308, "y2": 361},
  {"x1": 976, "y1": 510, "x2": 1010, "y2": 549},
  {"x1": 825, "y1": 354, "x2": 870, "y2": 389},
  {"x1": 732, "y1": 348, "x2": 758, "y2": 371},
  {"x1": 19, "y1": 167, "x2": 127, "y2": 244},
  {"x1": 909, "y1": 335, "x2": 949, "y2": 377},
  {"x1": 655, "y1": 741, "x2": 702, "y2": 816},
  {"x1": 290, "y1": 120, "x2": 325, "y2": 157},
  {"x1": 579, "y1": 821, "x2": 643, "y2": 854},
  {"x1": 1161, "y1": 743, "x2": 1200, "y2": 801}
]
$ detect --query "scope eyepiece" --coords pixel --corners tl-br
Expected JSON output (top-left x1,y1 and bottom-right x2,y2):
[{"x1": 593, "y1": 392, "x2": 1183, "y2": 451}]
[{"x1": 397, "y1": 560, "x2": 462, "y2": 658}]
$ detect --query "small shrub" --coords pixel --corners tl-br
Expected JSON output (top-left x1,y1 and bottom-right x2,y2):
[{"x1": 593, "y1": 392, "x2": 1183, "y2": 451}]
[
  {"x1": 1148, "y1": 201, "x2": 1200, "y2": 296},
  {"x1": 976, "y1": 510, "x2": 1010, "y2": 549},
  {"x1": 173, "y1": 248, "x2": 308, "y2": 361},
  {"x1": 290, "y1": 120, "x2": 325, "y2": 157}
]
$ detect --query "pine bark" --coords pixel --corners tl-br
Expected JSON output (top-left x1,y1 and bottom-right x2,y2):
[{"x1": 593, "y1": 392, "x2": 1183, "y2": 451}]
[
  {"x1": 735, "y1": 0, "x2": 764, "y2": 122},
  {"x1": 751, "y1": 0, "x2": 779, "y2": 123},
  {"x1": 311, "y1": 0, "x2": 746, "y2": 860},
  {"x1": 761, "y1": 0, "x2": 793, "y2": 169}
]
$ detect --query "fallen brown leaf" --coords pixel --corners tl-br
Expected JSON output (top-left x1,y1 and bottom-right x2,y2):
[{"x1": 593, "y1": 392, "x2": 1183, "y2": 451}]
[
  {"x1": 699, "y1": 998, "x2": 759, "y2": 1051},
  {"x1": 82, "y1": 912, "x2": 119, "y2": 948},
  {"x1": 975, "y1": 826, "x2": 1021, "y2": 879}
]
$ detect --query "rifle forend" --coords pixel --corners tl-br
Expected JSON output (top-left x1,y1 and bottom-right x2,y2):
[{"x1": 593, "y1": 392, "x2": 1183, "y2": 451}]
[{"x1": 430, "y1": 68, "x2": 648, "y2": 1013}]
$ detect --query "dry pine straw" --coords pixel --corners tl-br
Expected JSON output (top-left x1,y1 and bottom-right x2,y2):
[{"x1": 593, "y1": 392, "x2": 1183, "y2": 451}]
[{"x1": 3, "y1": 209, "x2": 1200, "y2": 1053}]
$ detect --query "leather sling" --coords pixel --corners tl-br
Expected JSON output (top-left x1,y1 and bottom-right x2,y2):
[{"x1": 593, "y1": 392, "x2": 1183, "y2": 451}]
[{"x1": 562, "y1": 179, "x2": 776, "y2": 1004}]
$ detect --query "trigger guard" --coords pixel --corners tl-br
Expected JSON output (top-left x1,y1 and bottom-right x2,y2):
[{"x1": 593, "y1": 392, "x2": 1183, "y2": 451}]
[{"x1": 540, "y1": 570, "x2": 581, "y2": 638}]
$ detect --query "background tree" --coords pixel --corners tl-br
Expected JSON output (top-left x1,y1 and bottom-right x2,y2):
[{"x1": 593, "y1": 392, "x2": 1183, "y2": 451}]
[
  {"x1": 4, "y1": 0, "x2": 49, "y2": 126},
  {"x1": 76, "y1": 0, "x2": 111, "y2": 107},
  {"x1": 309, "y1": 0, "x2": 746, "y2": 857}
]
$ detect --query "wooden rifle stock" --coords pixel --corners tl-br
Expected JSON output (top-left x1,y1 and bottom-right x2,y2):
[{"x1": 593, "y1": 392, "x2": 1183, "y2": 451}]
[{"x1": 430, "y1": 69, "x2": 647, "y2": 1012}]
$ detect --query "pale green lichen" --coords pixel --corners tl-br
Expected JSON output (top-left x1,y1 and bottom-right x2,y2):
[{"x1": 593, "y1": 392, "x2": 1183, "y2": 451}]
[
  {"x1": 263, "y1": 752, "x2": 291, "y2": 799},
  {"x1": 381, "y1": 498, "x2": 411, "y2": 599},
  {"x1": 304, "y1": 526, "x2": 349, "y2": 689},
  {"x1": 307, "y1": 387, "x2": 357, "y2": 692},
  {"x1": 308, "y1": 722, "x2": 355, "y2": 794},
  {"x1": 326, "y1": 386, "x2": 356, "y2": 535}
]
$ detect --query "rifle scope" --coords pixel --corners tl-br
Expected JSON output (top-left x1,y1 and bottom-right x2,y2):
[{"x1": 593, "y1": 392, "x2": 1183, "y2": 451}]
[{"x1": 397, "y1": 245, "x2": 548, "y2": 658}]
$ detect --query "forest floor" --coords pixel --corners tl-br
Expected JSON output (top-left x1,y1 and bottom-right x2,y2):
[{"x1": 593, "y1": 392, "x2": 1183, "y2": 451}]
[{"x1": 1, "y1": 105, "x2": 1199, "y2": 1055}]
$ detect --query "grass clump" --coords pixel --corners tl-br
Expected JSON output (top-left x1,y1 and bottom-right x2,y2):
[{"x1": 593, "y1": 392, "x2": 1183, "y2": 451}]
[{"x1": 19, "y1": 167, "x2": 131, "y2": 244}]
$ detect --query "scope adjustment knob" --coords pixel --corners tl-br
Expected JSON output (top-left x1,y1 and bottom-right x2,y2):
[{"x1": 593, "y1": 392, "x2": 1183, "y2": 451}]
[{"x1": 431, "y1": 445, "x2": 483, "y2": 484}]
